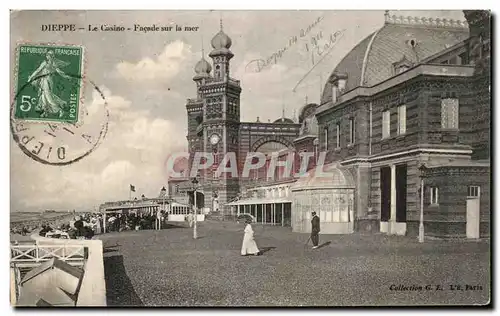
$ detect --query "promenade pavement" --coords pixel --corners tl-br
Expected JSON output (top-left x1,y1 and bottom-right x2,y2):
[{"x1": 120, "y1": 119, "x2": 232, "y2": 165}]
[{"x1": 99, "y1": 220, "x2": 490, "y2": 306}]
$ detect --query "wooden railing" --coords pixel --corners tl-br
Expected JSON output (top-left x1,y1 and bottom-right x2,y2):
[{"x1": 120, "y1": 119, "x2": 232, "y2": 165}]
[{"x1": 10, "y1": 243, "x2": 87, "y2": 268}]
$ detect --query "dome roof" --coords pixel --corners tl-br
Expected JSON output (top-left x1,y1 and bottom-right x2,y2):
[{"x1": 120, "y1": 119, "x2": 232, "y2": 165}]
[
  {"x1": 194, "y1": 57, "x2": 212, "y2": 74},
  {"x1": 273, "y1": 117, "x2": 295, "y2": 124},
  {"x1": 292, "y1": 163, "x2": 355, "y2": 190},
  {"x1": 298, "y1": 103, "x2": 318, "y2": 123},
  {"x1": 321, "y1": 20, "x2": 469, "y2": 104},
  {"x1": 211, "y1": 30, "x2": 232, "y2": 50},
  {"x1": 299, "y1": 115, "x2": 318, "y2": 137}
]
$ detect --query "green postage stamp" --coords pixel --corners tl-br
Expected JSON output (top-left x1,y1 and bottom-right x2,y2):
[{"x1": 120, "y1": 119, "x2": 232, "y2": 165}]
[{"x1": 13, "y1": 43, "x2": 85, "y2": 124}]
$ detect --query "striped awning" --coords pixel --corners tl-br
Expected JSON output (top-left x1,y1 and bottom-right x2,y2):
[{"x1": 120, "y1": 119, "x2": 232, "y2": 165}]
[{"x1": 226, "y1": 197, "x2": 292, "y2": 206}]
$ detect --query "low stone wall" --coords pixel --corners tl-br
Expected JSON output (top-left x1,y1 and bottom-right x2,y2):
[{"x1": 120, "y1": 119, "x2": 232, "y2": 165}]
[
  {"x1": 168, "y1": 214, "x2": 205, "y2": 222},
  {"x1": 30, "y1": 234, "x2": 106, "y2": 306}
]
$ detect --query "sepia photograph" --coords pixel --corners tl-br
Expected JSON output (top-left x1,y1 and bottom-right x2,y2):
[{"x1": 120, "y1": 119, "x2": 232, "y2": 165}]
[{"x1": 9, "y1": 8, "x2": 491, "y2": 307}]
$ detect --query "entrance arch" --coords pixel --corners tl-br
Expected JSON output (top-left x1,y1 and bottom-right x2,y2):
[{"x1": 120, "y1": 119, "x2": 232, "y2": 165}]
[{"x1": 251, "y1": 135, "x2": 294, "y2": 153}]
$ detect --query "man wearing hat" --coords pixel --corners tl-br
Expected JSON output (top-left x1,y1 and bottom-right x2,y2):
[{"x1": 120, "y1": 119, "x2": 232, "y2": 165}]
[{"x1": 311, "y1": 211, "x2": 320, "y2": 249}]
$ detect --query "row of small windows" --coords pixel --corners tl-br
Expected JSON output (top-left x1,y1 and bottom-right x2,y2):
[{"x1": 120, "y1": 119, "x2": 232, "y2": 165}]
[
  {"x1": 428, "y1": 186, "x2": 480, "y2": 206},
  {"x1": 323, "y1": 118, "x2": 355, "y2": 150},
  {"x1": 322, "y1": 98, "x2": 459, "y2": 150},
  {"x1": 382, "y1": 105, "x2": 406, "y2": 139},
  {"x1": 381, "y1": 98, "x2": 459, "y2": 140}
]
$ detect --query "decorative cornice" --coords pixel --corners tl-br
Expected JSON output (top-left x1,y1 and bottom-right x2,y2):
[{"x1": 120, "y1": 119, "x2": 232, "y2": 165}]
[{"x1": 384, "y1": 11, "x2": 468, "y2": 29}]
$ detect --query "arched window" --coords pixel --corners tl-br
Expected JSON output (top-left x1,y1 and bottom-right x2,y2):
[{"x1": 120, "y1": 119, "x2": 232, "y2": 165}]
[
  {"x1": 332, "y1": 85, "x2": 338, "y2": 103},
  {"x1": 324, "y1": 127, "x2": 329, "y2": 151}
]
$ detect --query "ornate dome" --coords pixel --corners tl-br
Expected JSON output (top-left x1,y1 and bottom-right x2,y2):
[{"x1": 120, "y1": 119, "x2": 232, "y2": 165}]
[
  {"x1": 211, "y1": 30, "x2": 232, "y2": 50},
  {"x1": 273, "y1": 117, "x2": 295, "y2": 124},
  {"x1": 194, "y1": 57, "x2": 212, "y2": 74},
  {"x1": 320, "y1": 15, "x2": 469, "y2": 104},
  {"x1": 292, "y1": 163, "x2": 355, "y2": 190},
  {"x1": 298, "y1": 103, "x2": 318, "y2": 123}
]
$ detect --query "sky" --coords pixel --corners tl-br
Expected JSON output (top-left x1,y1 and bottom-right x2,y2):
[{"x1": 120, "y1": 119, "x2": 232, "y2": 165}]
[{"x1": 9, "y1": 10, "x2": 466, "y2": 212}]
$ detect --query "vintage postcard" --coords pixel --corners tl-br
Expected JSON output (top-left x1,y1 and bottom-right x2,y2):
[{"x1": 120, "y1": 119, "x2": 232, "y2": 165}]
[{"x1": 9, "y1": 10, "x2": 491, "y2": 307}]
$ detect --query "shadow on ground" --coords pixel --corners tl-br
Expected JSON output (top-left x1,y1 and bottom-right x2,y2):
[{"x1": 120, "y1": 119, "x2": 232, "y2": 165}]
[
  {"x1": 317, "y1": 241, "x2": 331, "y2": 249},
  {"x1": 161, "y1": 223, "x2": 186, "y2": 229},
  {"x1": 260, "y1": 246, "x2": 276, "y2": 254},
  {"x1": 103, "y1": 244, "x2": 120, "y2": 254},
  {"x1": 104, "y1": 255, "x2": 144, "y2": 306}
]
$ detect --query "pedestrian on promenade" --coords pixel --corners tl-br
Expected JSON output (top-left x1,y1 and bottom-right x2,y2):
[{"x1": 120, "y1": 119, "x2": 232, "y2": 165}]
[
  {"x1": 186, "y1": 211, "x2": 194, "y2": 228},
  {"x1": 241, "y1": 218, "x2": 260, "y2": 256},
  {"x1": 156, "y1": 209, "x2": 162, "y2": 230},
  {"x1": 311, "y1": 211, "x2": 320, "y2": 249}
]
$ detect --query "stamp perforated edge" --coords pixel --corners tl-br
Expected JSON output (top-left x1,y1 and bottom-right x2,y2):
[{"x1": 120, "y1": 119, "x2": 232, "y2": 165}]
[{"x1": 11, "y1": 41, "x2": 87, "y2": 128}]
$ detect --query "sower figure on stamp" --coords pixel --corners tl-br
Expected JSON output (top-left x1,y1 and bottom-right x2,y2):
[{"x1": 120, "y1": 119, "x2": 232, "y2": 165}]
[
  {"x1": 27, "y1": 50, "x2": 73, "y2": 118},
  {"x1": 311, "y1": 211, "x2": 320, "y2": 249}
]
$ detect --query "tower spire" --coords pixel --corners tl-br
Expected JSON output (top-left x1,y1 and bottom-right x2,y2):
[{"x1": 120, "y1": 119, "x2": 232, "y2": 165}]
[
  {"x1": 201, "y1": 19, "x2": 205, "y2": 58},
  {"x1": 281, "y1": 97, "x2": 285, "y2": 119},
  {"x1": 201, "y1": 36, "x2": 205, "y2": 58}
]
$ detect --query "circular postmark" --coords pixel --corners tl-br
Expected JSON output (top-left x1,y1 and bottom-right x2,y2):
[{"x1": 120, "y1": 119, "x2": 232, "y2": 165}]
[{"x1": 11, "y1": 73, "x2": 109, "y2": 166}]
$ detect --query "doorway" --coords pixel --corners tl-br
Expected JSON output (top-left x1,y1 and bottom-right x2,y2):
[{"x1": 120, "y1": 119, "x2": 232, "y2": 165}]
[
  {"x1": 395, "y1": 164, "x2": 407, "y2": 223},
  {"x1": 380, "y1": 166, "x2": 391, "y2": 226},
  {"x1": 466, "y1": 186, "x2": 481, "y2": 239}
]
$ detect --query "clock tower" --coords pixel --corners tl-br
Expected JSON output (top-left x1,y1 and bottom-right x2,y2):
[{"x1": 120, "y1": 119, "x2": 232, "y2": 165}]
[{"x1": 186, "y1": 20, "x2": 242, "y2": 209}]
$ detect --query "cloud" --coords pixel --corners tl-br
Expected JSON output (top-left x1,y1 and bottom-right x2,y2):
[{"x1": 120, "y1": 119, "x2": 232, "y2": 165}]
[
  {"x1": 115, "y1": 40, "x2": 192, "y2": 81},
  {"x1": 10, "y1": 87, "x2": 187, "y2": 211}
]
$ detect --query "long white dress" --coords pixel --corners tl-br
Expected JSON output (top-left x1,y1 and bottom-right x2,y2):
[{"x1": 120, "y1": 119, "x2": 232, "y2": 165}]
[{"x1": 241, "y1": 224, "x2": 260, "y2": 256}]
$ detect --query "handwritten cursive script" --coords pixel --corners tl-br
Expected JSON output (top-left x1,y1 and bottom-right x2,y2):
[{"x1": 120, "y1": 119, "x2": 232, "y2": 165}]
[
  {"x1": 245, "y1": 16, "x2": 324, "y2": 73},
  {"x1": 292, "y1": 29, "x2": 346, "y2": 92}
]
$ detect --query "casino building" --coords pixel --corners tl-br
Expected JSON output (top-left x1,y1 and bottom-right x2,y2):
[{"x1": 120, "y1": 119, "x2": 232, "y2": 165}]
[
  {"x1": 171, "y1": 10, "x2": 491, "y2": 238},
  {"x1": 168, "y1": 21, "x2": 301, "y2": 214}
]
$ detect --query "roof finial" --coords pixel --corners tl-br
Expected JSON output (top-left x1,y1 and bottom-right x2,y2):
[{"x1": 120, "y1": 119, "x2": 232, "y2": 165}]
[
  {"x1": 319, "y1": 73, "x2": 323, "y2": 99},
  {"x1": 281, "y1": 100, "x2": 285, "y2": 119},
  {"x1": 220, "y1": 17, "x2": 223, "y2": 31},
  {"x1": 305, "y1": 95, "x2": 308, "y2": 104},
  {"x1": 201, "y1": 19, "x2": 205, "y2": 58}
]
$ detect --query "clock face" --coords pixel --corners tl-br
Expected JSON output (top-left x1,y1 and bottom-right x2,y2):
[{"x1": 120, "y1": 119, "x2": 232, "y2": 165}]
[{"x1": 209, "y1": 134, "x2": 220, "y2": 145}]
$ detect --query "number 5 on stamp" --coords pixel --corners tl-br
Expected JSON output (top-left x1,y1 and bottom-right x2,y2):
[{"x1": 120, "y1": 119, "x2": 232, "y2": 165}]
[{"x1": 14, "y1": 44, "x2": 84, "y2": 124}]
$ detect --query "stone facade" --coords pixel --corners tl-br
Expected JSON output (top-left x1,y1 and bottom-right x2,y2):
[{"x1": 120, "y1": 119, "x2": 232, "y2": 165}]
[
  {"x1": 172, "y1": 11, "x2": 491, "y2": 239},
  {"x1": 312, "y1": 11, "x2": 491, "y2": 238}
]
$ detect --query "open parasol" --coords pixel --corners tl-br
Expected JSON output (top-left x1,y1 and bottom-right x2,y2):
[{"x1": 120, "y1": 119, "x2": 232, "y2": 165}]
[{"x1": 236, "y1": 213, "x2": 255, "y2": 223}]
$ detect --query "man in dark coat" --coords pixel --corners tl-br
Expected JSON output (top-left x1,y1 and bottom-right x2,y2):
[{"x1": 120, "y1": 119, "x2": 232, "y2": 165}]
[{"x1": 311, "y1": 211, "x2": 320, "y2": 249}]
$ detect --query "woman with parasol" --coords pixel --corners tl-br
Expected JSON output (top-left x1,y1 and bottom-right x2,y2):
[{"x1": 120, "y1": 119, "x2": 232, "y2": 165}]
[{"x1": 239, "y1": 214, "x2": 260, "y2": 256}]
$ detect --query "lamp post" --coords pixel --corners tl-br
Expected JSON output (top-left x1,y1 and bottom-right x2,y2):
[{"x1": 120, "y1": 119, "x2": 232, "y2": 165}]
[
  {"x1": 418, "y1": 164, "x2": 427, "y2": 243},
  {"x1": 192, "y1": 177, "x2": 199, "y2": 239}
]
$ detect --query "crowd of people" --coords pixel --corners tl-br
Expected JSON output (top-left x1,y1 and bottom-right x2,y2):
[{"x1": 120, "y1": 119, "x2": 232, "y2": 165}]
[
  {"x1": 105, "y1": 210, "x2": 168, "y2": 232},
  {"x1": 36, "y1": 213, "x2": 103, "y2": 240}
]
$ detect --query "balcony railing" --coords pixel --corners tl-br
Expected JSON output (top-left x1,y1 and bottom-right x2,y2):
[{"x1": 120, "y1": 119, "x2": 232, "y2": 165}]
[
  {"x1": 228, "y1": 77, "x2": 240, "y2": 86},
  {"x1": 187, "y1": 98, "x2": 203, "y2": 105}
]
